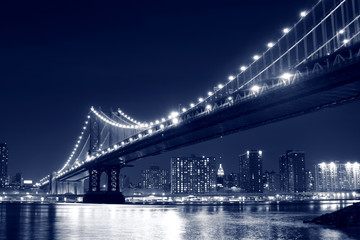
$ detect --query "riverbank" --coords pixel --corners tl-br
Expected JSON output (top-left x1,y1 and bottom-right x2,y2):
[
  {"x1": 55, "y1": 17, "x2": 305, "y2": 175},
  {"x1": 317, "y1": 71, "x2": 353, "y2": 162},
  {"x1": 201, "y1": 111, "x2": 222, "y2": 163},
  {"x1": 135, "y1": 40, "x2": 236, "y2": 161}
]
[{"x1": 304, "y1": 202, "x2": 360, "y2": 227}]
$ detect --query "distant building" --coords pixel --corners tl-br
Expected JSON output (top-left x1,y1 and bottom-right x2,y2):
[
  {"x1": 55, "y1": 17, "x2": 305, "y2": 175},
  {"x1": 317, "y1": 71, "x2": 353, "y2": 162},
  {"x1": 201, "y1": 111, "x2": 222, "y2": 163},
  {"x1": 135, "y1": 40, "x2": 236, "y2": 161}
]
[
  {"x1": 263, "y1": 171, "x2": 279, "y2": 193},
  {"x1": 239, "y1": 150, "x2": 263, "y2": 193},
  {"x1": 11, "y1": 172, "x2": 23, "y2": 187},
  {"x1": 141, "y1": 166, "x2": 169, "y2": 191},
  {"x1": 279, "y1": 150, "x2": 306, "y2": 193},
  {"x1": 224, "y1": 173, "x2": 239, "y2": 189},
  {"x1": 0, "y1": 143, "x2": 8, "y2": 188},
  {"x1": 315, "y1": 161, "x2": 360, "y2": 192},
  {"x1": 306, "y1": 170, "x2": 315, "y2": 192},
  {"x1": 171, "y1": 155, "x2": 216, "y2": 194},
  {"x1": 217, "y1": 164, "x2": 225, "y2": 190}
]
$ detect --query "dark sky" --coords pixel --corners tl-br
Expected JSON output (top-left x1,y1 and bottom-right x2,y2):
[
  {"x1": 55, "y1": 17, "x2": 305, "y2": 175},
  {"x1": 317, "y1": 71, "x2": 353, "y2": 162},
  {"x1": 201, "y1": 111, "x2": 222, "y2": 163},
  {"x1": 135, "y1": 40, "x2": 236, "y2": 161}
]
[{"x1": 1, "y1": 0, "x2": 359, "y2": 182}]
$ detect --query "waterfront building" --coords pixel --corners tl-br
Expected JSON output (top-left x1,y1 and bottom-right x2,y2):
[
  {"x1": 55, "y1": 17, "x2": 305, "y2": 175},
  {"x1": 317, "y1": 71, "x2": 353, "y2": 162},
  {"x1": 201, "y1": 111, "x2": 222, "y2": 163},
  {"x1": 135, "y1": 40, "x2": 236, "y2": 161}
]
[
  {"x1": 0, "y1": 143, "x2": 8, "y2": 188},
  {"x1": 239, "y1": 150, "x2": 263, "y2": 193},
  {"x1": 279, "y1": 150, "x2": 306, "y2": 193},
  {"x1": 224, "y1": 172, "x2": 239, "y2": 189},
  {"x1": 171, "y1": 155, "x2": 216, "y2": 194},
  {"x1": 217, "y1": 164, "x2": 225, "y2": 190},
  {"x1": 306, "y1": 170, "x2": 315, "y2": 192},
  {"x1": 315, "y1": 161, "x2": 360, "y2": 192},
  {"x1": 141, "y1": 166, "x2": 169, "y2": 190},
  {"x1": 263, "y1": 171, "x2": 279, "y2": 193}
]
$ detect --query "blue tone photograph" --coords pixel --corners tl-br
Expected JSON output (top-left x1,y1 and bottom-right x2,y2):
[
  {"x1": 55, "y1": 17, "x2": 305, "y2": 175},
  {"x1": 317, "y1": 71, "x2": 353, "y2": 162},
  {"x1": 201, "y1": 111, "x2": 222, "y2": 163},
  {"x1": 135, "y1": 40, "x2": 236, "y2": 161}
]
[{"x1": 1, "y1": 0, "x2": 360, "y2": 239}]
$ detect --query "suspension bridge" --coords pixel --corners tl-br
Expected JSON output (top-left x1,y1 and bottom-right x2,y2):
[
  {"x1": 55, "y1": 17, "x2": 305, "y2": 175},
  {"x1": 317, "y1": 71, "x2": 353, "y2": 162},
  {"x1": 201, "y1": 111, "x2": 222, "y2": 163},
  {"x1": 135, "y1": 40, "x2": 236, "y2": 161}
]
[{"x1": 38, "y1": 0, "x2": 360, "y2": 203}]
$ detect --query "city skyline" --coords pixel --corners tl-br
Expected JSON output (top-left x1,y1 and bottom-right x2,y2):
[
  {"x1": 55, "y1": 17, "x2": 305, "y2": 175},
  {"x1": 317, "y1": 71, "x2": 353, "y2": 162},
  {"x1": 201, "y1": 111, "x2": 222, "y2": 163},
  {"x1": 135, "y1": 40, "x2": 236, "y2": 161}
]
[{"x1": 0, "y1": 0, "x2": 359, "y2": 183}]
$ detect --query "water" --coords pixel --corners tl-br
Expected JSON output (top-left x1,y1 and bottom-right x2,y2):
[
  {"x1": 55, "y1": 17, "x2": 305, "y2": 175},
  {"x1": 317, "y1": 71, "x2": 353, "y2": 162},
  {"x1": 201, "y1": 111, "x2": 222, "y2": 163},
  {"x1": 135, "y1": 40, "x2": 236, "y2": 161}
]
[{"x1": 0, "y1": 201, "x2": 359, "y2": 240}]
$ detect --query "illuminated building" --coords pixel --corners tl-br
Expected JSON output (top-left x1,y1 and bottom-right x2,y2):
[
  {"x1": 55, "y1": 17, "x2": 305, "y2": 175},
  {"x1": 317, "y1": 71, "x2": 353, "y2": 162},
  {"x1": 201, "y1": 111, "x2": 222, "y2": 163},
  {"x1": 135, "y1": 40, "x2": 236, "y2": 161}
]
[
  {"x1": 306, "y1": 170, "x2": 315, "y2": 192},
  {"x1": 224, "y1": 173, "x2": 239, "y2": 189},
  {"x1": 239, "y1": 150, "x2": 263, "y2": 193},
  {"x1": 0, "y1": 143, "x2": 8, "y2": 188},
  {"x1": 315, "y1": 161, "x2": 360, "y2": 191},
  {"x1": 263, "y1": 171, "x2": 279, "y2": 193},
  {"x1": 141, "y1": 166, "x2": 169, "y2": 190},
  {"x1": 171, "y1": 155, "x2": 216, "y2": 194},
  {"x1": 217, "y1": 164, "x2": 225, "y2": 190},
  {"x1": 279, "y1": 150, "x2": 306, "y2": 193}
]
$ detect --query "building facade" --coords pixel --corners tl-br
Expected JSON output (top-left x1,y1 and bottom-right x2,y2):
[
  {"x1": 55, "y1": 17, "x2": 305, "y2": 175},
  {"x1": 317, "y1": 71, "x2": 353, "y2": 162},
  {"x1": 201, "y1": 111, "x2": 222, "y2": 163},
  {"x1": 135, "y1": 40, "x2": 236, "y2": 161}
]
[
  {"x1": 315, "y1": 161, "x2": 360, "y2": 192},
  {"x1": 224, "y1": 173, "x2": 239, "y2": 189},
  {"x1": 216, "y1": 164, "x2": 225, "y2": 190},
  {"x1": 0, "y1": 143, "x2": 8, "y2": 188},
  {"x1": 171, "y1": 156, "x2": 216, "y2": 194},
  {"x1": 239, "y1": 150, "x2": 263, "y2": 193},
  {"x1": 141, "y1": 166, "x2": 169, "y2": 190},
  {"x1": 279, "y1": 150, "x2": 306, "y2": 193},
  {"x1": 263, "y1": 171, "x2": 279, "y2": 193}
]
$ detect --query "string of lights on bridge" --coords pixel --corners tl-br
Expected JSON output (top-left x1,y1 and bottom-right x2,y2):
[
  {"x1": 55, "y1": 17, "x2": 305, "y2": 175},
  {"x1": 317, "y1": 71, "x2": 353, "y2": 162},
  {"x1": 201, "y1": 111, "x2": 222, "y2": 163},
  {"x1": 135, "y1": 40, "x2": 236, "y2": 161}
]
[{"x1": 39, "y1": 0, "x2": 357, "y2": 186}]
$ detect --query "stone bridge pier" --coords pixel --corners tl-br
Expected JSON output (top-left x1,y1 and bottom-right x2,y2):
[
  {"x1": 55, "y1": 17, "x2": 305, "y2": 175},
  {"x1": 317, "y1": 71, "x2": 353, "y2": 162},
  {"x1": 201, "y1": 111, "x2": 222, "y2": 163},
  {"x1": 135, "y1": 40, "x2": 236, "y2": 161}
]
[{"x1": 83, "y1": 165, "x2": 125, "y2": 204}]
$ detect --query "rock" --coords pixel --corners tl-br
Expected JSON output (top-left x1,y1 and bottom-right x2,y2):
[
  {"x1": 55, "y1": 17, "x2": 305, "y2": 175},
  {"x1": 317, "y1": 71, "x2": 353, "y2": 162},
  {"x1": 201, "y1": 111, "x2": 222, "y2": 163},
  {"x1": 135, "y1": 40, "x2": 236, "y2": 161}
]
[{"x1": 304, "y1": 202, "x2": 360, "y2": 228}]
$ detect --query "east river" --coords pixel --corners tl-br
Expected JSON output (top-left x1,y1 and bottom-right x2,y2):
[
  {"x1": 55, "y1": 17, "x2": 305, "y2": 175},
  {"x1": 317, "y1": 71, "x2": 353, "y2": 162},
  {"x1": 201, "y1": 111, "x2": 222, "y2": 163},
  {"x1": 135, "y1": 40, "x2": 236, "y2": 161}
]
[{"x1": 0, "y1": 201, "x2": 359, "y2": 239}]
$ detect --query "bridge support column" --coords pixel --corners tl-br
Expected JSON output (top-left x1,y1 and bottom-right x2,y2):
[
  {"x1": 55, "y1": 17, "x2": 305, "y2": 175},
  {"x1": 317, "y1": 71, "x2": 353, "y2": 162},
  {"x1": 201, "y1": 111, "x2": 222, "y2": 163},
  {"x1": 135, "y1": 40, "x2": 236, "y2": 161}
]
[{"x1": 83, "y1": 166, "x2": 125, "y2": 204}]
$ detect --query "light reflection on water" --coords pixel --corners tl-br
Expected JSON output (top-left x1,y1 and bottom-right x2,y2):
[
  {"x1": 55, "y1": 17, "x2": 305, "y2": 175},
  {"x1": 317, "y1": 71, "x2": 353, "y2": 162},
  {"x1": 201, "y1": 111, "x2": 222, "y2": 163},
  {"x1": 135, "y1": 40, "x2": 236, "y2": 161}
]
[{"x1": 0, "y1": 201, "x2": 359, "y2": 240}]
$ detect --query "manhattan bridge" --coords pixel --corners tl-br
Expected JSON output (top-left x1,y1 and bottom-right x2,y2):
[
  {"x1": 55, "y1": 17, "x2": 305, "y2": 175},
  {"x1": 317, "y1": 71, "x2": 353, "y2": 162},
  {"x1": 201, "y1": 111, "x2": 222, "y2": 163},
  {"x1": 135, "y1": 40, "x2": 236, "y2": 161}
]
[{"x1": 39, "y1": 0, "x2": 360, "y2": 203}]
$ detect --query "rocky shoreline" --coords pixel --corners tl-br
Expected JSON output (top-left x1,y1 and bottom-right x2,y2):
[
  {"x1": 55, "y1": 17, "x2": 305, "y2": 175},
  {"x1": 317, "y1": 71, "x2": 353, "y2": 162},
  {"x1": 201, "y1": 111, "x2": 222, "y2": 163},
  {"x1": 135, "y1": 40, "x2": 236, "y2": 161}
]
[{"x1": 304, "y1": 202, "x2": 360, "y2": 228}]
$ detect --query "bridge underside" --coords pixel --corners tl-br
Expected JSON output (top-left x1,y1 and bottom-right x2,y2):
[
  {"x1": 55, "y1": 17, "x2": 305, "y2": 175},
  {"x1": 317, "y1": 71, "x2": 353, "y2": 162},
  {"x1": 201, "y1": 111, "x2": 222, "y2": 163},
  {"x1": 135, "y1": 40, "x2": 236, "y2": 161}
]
[{"x1": 55, "y1": 57, "x2": 360, "y2": 183}]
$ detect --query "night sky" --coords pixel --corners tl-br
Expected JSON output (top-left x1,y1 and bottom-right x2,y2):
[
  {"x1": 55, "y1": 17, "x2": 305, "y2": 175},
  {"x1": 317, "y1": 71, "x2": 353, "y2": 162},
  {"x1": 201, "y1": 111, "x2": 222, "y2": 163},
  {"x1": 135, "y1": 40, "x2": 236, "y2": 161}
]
[{"x1": 1, "y1": 0, "x2": 360, "y2": 182}]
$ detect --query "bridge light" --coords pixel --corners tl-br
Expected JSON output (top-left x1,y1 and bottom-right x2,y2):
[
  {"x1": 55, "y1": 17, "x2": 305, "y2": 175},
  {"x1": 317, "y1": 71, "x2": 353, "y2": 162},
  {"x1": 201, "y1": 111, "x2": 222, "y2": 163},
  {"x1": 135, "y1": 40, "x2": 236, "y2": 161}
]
[
  {"x1": 206, "y1": 104, "x2": 212, "y2": 111},
  {"x1": 198, "y1": 98, "x2": 204, "y2": 102},
  {"x1": 138, "y1": 134, "x2": 142, "y2": 138},
  {"x1": 240, "y1": 66, "x2": 247, "y2": 71},
  {"x1": 218, "y1": 84, "x2": 223, "y2": 89},
  {"x1": 160, "y1": 124, "x2": 165, "y2": 129},
  {"x1": 228, "y1": 75, "x2": 235, "y2": 81},
  {"x1": 253, "y1": 55, "x2": 260, "y2": 61},
  {"x1": 228, "y1": 96, "x2": 233, "y2": 101},
  {"x1": 267, "y1": 42, "x2": 274, "y2": 48},
  {"x1": 280, "y1": 72, "x2": 293, "y2": 81},
  {"x1": 129, "y1": 138, "x2": 133, "y2": 142},
  {"x1": 338, "y1": 29, "x2": 345, "y2": 34},
  {"x1": 170, "y1": 111, "x2": 179, "y2": 118},
  {"x1": 172, "y1": 118, "x2": 179, "y2": 125},
  {"x1": 250, "y1": 85, "x2": 261, "y2": 93},
  {"x1": 161, "y1": 118, "x2": 166, "y2": 122},
  {"x1": 208, "y1": 91, "x2": 213, "y2": 96},
  {"x1": 155, "y1": 120, "x2": 160, "y2": 124},
  {"x1": 300, "y1": 11, "x2": 307, "y2": 17},
  {"x1": 148, "y1": 129, "x2": 153, "y2": 134},
  {"x1": 190, "y1": 103, "x2": 195, "y2": 108},
  {"x1": 121, "y1": 142, "x2": 125, "y2": 145},
  {"x1": 343, "y1": 39, "x2": 350, "y2": 44},
  {"x1": 283, "y1": 28, "x2": 290, "y2": 34},
  {"x1": 182, "y1": 108, "x2": 187, "y2": 112}
]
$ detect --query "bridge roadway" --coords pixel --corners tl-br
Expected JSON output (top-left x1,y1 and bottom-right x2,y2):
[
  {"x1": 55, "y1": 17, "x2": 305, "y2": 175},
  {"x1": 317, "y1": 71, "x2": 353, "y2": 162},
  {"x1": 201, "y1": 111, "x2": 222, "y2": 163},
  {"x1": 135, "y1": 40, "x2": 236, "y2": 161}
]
[{"x1": 56, "y1": 49, "x2": 360, "y2": 182}]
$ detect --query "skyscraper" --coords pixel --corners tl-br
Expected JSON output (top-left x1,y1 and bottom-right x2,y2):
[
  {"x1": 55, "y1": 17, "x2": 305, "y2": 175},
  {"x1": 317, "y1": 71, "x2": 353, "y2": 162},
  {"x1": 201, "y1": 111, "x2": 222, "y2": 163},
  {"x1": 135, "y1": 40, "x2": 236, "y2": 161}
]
[
  {"x1": 216, "y1": 164, "x2": 225, "y2": 190},
  {"x1": 171, "y1": 155, "x2": 216, "y2": 194},
  {"x1": 141, "y1": 166, "x2": 169, "y2": 190},
  {"x1": 279, "y1": 150, "x2": 306, "y2": 193},
  {"x1": 315, "y1": 161, "x2": 360, "y2": 191},
  {"x1": 0, "y1": 143, "x2": 9, "y2": 188},
  {"x1": 239, "y1": 150, "x2": 263, "y2": 193},
  {"x1": 263, "y1": 171, "x2": 279, "y2": 193}
]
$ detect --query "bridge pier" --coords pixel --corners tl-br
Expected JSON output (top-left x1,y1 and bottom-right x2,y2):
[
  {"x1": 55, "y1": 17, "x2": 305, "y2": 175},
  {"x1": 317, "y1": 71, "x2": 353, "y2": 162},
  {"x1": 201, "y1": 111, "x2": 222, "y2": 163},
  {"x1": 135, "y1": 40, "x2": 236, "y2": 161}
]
[{"x1": 83, "y1": 166, "x2": 125, "y2": 204}]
